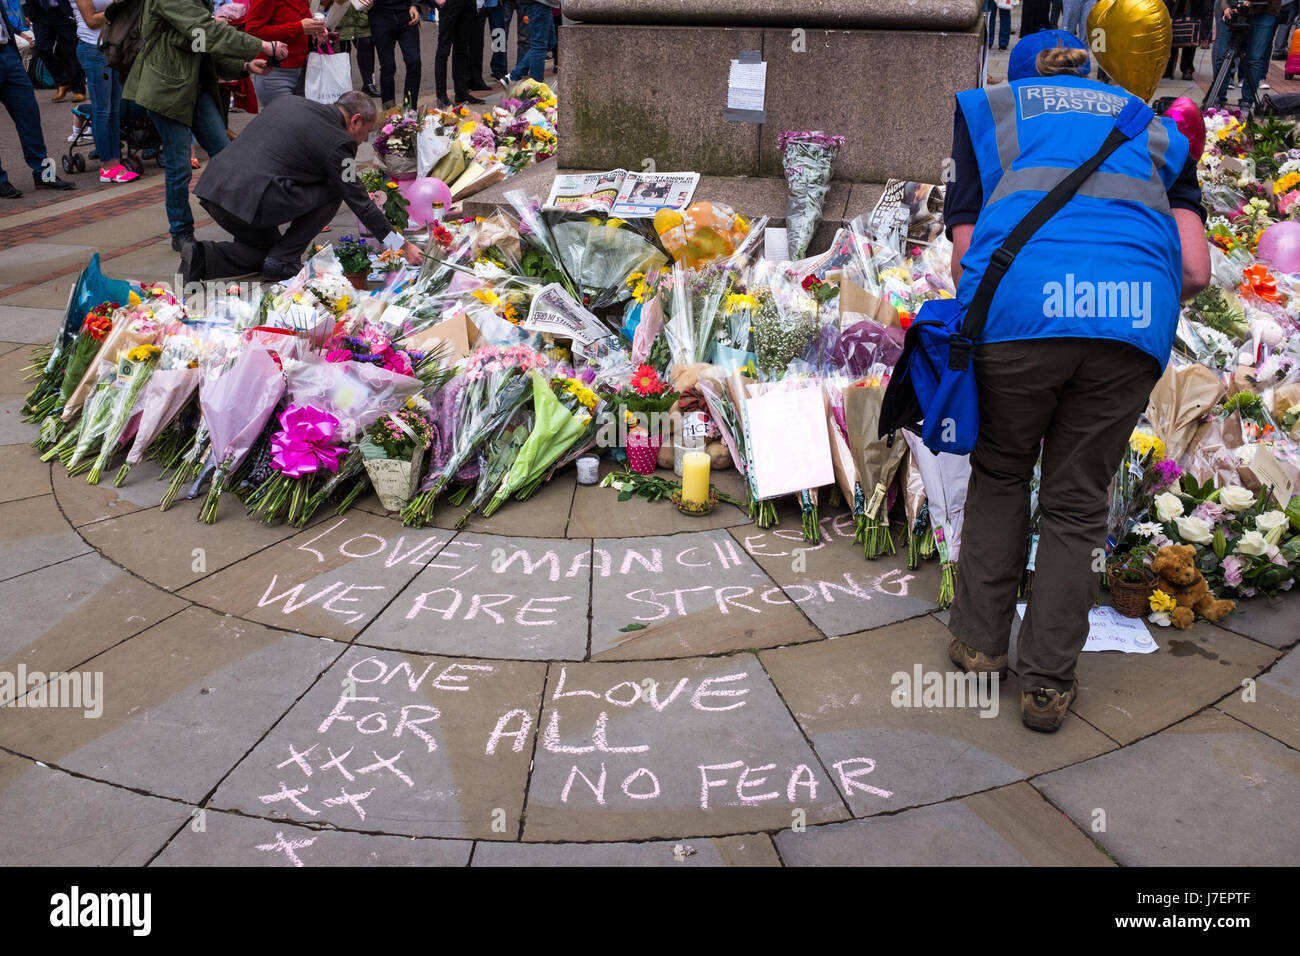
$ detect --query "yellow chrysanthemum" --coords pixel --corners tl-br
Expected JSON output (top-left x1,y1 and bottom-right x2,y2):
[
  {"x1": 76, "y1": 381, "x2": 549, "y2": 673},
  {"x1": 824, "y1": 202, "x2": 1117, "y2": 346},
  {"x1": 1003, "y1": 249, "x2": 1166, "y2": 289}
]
[
  {"x1": 1149, "y1": 589, "x2": 1177, "y2": 614},
  {"x1": 472, "y1": 288, "x2": 500, "y2": 306},
  {"x1": 1275, "y1": 172, "x2": 1300, "y2": 194},
  {"x1": 1129, "y1": 430, "x2": 1165, "y2": 462},
  {"x1": 725, "y1": 293, "x2": 757, "y2": 313},
  {"x1": 126, "y1": 344, "x2": 161, "y2": 362}
]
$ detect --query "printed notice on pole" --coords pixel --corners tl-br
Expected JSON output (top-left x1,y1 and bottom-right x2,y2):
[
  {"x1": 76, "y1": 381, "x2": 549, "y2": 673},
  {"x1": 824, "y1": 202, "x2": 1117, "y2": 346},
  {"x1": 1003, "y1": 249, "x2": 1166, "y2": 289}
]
[{"x1": 724, "y1": 51, "x2": 766, "y2": 123}]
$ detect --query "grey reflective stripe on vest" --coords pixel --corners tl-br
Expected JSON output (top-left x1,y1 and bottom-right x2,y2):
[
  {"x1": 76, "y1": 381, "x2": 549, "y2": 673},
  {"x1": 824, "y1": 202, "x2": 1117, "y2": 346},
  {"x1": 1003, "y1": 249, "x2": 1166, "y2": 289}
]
[
  {"x1": 986, "y1": 83, "x2": 1020, "y2": 171},
  {"x1": 986, "y1": 166, "x2": 1173, "y2": 213},
  {"x1": 982, "y1": 85, "x2": 1174, "y2": 216}
]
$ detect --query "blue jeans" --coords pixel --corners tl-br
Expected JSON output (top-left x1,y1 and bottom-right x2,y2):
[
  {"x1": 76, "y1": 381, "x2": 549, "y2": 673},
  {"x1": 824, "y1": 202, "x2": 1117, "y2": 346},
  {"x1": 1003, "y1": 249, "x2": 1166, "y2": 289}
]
[
  {"x1": 507, "y1": 1, "x2": 554, "y2": 82},
  {"x1": 1214, "y1": 12, "x2": 1278, "y2": 108},
  {"x1": 1061, "y1": 0, "x2": 1096, "y2": 42},
  {"x1": 985, "y1": 1, "x2": 1011, "y2": 49},
  {"x1": 0, "y1": 41, "x2": 49, "y2": 186},
  {"x1": 150, "y1": 92, "x2": 230, "y2": 239},
  {"x1": 76, "y1": 41, "x2": 122, "y2": 165},
  {"x1": 486, "y1": 2, "x2": 509, "y2": 76}
]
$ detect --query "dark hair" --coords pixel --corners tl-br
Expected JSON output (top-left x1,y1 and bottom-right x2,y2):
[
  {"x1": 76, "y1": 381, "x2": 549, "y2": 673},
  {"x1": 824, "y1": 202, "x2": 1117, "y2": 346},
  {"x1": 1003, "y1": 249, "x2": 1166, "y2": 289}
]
[{"x1": 1036, "y1": 43, "x2": 1089, "y2": 76}]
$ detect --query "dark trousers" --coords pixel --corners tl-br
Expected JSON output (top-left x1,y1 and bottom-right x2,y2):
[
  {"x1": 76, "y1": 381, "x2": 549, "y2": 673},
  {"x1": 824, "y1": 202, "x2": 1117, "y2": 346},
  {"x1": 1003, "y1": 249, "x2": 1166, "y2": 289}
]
[
  {"x1": 1273, "y1": 3, "x2": 1298, "y2": 55},
  {"x1": 30, "y1": 5, "x2": 85, "y2": 92},
  {"x1": 199, "y1": 197, "x2": 341, "y2": 277},
  {"x1": 501, "y1": 0, "x2": 529, "y2": 64},
  {"x1": 1167, "y1": 44, "x2": 1197, "y2": 77},
  {"x1": 949, "y1": 339, "x2": 1161, "y2": 694},
  {"x1": 1019, "y1": 0, "x2": 1052, "y2": 35},
  {"x1": 351, "y1": 36, "x2": 375, "y2": 82},
  {"x1": 370, "y1": 11, "x2": 421, "y2": 108},
  {"x1": 486, "y1": 2, "x2": 508, "y2": 76},
  {"x1": 467, "y1": 6, "x2": 489, "y2": 84},
  {"x1": 434, "y1": 0, "x2": 474, "y2": 101},
  {"x1": 0, "y1": 41, "x2": 50, "y2": 186}
]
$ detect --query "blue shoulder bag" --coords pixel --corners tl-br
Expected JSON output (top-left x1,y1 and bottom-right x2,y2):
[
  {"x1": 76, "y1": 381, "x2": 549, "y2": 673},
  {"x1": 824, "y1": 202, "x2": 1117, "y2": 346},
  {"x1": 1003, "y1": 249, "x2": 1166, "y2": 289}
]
[{"x1": 877, "y1": 98, "x2": 1155, "y2": 454}]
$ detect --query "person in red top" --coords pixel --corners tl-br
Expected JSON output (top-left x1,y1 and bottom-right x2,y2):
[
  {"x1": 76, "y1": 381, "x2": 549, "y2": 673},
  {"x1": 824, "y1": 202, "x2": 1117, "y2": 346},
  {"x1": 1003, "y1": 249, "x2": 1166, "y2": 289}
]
[{"x1": 245, "y1": 0, "x2": 327, "y2": 105}]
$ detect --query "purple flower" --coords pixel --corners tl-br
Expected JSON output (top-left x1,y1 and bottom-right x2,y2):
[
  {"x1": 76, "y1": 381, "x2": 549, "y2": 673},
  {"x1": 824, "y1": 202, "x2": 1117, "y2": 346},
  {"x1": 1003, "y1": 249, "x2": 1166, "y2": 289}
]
[
  {"x1": 1148, "y1": 458, "x2": 1183, "y2": 490},
  {"x1": 1223, "y1": 554, "x2": 1248, "y2": 588},
  {"x1": 1192, "y1": 501, "x2": 1226, "y2": 524}
]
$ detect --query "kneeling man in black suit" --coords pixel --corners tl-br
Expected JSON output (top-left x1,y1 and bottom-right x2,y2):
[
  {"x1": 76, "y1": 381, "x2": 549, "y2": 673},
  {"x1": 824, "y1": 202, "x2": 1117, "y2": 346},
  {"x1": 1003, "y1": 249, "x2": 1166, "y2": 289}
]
[{"x1": 182, "y1": 91, "x2": 423, "y2": 282}]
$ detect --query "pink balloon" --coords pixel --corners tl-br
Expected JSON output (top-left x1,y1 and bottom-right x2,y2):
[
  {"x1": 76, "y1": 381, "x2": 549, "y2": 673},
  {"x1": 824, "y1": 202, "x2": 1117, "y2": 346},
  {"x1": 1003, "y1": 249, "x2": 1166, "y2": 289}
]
[
  {"x1": 399, "y1": 177, "x2": 454, "y2": 227},
  {"x1": 1257, "y1": 220, "x2": 1300, "y2": 275},
  {"x1": 1163, "y1": 97, "x2": 1205, "y2": 163}
]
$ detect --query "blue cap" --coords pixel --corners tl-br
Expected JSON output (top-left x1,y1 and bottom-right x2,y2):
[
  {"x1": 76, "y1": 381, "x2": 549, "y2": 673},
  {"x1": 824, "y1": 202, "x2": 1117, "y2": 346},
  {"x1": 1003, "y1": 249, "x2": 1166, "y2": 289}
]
[{"x1": 1008, "y1": 30, "x2": 1091, "y2": 81}]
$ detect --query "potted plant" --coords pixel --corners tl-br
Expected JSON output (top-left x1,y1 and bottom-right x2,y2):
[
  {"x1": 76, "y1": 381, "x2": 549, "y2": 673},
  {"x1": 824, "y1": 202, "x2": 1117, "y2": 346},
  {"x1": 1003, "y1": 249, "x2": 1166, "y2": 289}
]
[
  {"x1": 1106, "y1": 543, "x2": 1157, "y2": 618},
  {"x1": 608, "y1": 364, "x2": 679, "y2": 475},
  {"x1": 336, "y1": 235, "x2": 372, "y2": 290},
  {"x1": 375, "y1": 248, "x2": 409, "y2": 279}
]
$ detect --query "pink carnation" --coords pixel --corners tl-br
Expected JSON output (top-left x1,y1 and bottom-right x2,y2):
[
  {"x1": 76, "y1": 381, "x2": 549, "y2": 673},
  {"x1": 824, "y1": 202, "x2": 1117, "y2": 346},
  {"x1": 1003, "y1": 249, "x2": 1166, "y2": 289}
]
[{"x1": 326, "y1": 348, "x2": 353, "y2": 363}]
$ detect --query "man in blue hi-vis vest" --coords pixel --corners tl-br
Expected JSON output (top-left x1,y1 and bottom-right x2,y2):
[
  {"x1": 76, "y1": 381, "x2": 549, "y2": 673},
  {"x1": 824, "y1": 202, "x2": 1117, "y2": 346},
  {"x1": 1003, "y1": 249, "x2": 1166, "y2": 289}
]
[{"x1": 942, "y1": 32, "x2": 1211, "y2": 733}]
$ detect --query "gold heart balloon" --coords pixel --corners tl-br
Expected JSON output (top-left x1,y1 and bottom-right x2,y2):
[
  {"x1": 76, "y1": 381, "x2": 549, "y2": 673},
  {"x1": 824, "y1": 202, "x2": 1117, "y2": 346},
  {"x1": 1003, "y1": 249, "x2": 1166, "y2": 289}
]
[{"x1": 1087, "y1": 0, "x2": 1172, "y2": 102}]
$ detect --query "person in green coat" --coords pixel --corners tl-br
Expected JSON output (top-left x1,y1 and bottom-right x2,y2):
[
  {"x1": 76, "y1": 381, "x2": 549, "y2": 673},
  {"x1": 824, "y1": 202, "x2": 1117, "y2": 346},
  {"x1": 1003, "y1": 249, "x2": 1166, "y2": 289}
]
[
  {"x1": 123, "y1": 0, "x2": 287, "y2": 250},
  {"x1": 327, "y1": 0, "x2": 379, "y2": 98}
]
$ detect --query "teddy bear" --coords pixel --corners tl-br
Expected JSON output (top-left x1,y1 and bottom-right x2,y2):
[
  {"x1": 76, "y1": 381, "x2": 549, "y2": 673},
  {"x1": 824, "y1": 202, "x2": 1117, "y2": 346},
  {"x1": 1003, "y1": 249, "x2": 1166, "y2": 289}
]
[{"x1": 1149, "y1": 544, "x2": 1236, "y2": 630}]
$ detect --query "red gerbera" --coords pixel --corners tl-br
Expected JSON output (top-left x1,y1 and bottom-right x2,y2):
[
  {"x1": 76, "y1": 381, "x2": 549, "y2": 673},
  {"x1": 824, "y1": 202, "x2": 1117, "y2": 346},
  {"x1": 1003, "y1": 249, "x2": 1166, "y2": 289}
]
[{"x1": 631, "y1": 363, "x2": 664, "y2": 396}]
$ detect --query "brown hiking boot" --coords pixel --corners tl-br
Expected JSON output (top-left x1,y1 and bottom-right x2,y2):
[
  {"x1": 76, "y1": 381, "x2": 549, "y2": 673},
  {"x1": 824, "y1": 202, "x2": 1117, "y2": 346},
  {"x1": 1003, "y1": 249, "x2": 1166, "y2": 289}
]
[
  {"x1": 948, "y1": 637, "x2": 1008, "y2": 678},
  {"x1": 1021, "y1": 679, "x2": 1079, "y2": 733}
]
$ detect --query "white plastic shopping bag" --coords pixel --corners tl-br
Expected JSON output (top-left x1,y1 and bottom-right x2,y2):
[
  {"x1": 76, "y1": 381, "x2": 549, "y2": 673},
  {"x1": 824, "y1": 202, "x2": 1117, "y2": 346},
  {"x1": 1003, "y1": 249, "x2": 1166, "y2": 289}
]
[{"x1": 305, "y1": 44, "x2": 354, "y2": 105}]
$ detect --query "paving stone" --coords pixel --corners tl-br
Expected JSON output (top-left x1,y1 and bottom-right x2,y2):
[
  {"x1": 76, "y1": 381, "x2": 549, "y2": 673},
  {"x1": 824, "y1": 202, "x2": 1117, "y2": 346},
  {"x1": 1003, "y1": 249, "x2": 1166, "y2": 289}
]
[
  {"x1": 473, "y1": 833, "x2": 779, "y2": 866},
  {"x1": 776, "y1": 782, "x2": 1112, "y2": 866},
  {"x1": 51, "y1": 456, "x2": 170, "y2": 528},
  {"x1": 1212, "y1": 590, "x2": 1300, "y2": 649},
  {"x1": 734, "y1": 512, "x2": 941, "y2": 637},
  {"x1": 1035, "y1": 710, "x2": 1300, "y2": 866},
  {"x1": 0, "y1": 444, "x2": 51, "y2": 502},
  {"x1": 0, "y1": 752, "x2": 189, "y2": 866},
  {"x1": 759, "y1": 616, "x2": 1116, "y2": 816},
  {"x1": 179, "y1": 513, "x2": 452, "y2": 639},
  {"x1": 0, "y1": 243, "x2": 98, "y2": 286},
  {"x1": 523, "y1": 656, "x2": 851, "y2": 841},
  {"x1": 0, "y1": 398, "x2": 39, "y2": 445},
  {"x1": 0, "y1": 494, "x2": 92, "y2": 583},
  {"x1": 429, "y1": 469, "x2": 577, "y2": 538},
  {"x1": 0, "y1": 342, "x2": 38, "y2": 396},
  {"x1": 566, "y1": 459, "x2": 751, "y2": 539},
  {"x1": 1059, "y1": 620, "x2": 1278, "y2": 746},
  {"x1": 0, "y1": 281, "x2": 82, "y2": 310},
  {"x1": 0, "y1": 605, "x2": 339, "y2": 803},
  {"x1": 1218, "y1": 646, "x2": 1300, "y2": 750},
  {"x1": 589, "y1": 529, "x2": 821, "y2": 660},
  {"x1": 939, "y1": 603, "x2": 1280, "y2": 745},
  {"x1": 153, "y1": 810, "x2": 471, "y2": 866},
  {"x1": 365, "y1": 533, "x2": 591, "y2": 661},
  {"x1": 209, "y1": 645, "x2": 545, "y2": 839},
  {"x1": 0, "y1": 551, "x2": 187, "y2": 705},
  {"x1": 0, "y1": 306, "x2": 65, "y2": 346},
  {"x1": 79, "y1": 493, "x2": 310, "y2": 593}
]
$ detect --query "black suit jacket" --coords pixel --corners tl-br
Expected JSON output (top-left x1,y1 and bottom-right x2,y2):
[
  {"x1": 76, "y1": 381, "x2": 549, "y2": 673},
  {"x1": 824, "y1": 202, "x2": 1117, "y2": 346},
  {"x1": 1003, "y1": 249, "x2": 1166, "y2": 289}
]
[{"x1": 196, "y1": 96, "x2": 392, "y2": 239}]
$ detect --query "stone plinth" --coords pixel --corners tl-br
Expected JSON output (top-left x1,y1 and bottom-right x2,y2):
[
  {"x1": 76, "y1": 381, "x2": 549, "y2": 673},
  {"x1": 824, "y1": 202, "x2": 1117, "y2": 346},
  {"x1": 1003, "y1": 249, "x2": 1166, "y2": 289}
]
[
  {"x1": 557, "y1": 24, "x2": 982, "y2": 184},
  {"x1": 565, "y1": 0, "x2": 983, "y2": 30}
]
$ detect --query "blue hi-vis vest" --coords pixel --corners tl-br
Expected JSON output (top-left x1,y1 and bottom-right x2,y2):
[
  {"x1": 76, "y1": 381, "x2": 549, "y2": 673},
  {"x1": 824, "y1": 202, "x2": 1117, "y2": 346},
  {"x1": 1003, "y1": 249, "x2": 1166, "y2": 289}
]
[{"x1": 954, "y1": 75, "x2": 1190, "y2": 366}]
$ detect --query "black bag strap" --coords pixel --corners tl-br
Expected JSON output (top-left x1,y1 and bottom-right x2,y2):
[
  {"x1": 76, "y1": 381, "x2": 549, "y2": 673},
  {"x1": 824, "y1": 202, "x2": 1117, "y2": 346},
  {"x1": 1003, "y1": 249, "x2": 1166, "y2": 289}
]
[{"x1": 948, "y1": 97, "x2": 1156, "y2": 370}]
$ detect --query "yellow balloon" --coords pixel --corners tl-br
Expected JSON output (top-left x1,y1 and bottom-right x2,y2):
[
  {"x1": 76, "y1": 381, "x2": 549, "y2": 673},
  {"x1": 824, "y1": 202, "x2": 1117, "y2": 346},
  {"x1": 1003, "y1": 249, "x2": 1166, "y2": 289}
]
[{"x1": 1087, "y1": 0, "x2": 1172, "y2": 102}]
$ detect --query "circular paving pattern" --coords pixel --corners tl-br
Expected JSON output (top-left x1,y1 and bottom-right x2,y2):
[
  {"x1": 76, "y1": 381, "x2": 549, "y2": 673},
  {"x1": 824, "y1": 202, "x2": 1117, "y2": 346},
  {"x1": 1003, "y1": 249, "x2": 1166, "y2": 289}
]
[{"x1": 0, "y1": 413, "x2": 1295, "y2": 867}]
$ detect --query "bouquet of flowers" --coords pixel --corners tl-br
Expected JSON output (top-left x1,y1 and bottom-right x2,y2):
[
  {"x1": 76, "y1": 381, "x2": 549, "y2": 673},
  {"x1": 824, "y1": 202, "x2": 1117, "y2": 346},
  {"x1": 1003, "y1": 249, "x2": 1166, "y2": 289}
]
[
  {"x1": 373, "y1": 110, "x2": 421, "y2": 177},
  {"x1": 85, "y1": 343, "x2": 163, "y2": 484},
  {"x1": 32, "y1": 302, "x2": 114, "y2": 430},
  {"x1": 778, "y1": 131, "x2": 846, "y2": 260},
  {"x1": 361, "y1": 170, "x2": 411, "y2": 233},
  {"x1": 402, "y1": 344, "x2": 545, "y2": 526},
  {"x1": 115, "y1": 330, "x2": 205, "y2": 485},
  {"x1": 244, "y1": 403, "x2": 347, "y2": 524},
  {"x1": 360, "y1": 403, "x2": 436, "y2": 512}
]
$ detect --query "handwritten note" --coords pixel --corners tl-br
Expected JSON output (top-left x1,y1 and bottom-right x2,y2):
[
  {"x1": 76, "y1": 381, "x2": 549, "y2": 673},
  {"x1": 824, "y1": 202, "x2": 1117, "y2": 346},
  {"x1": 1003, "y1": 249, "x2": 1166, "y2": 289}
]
[
  {"x1": 724, "y1": 52, "x2": 766, "y2": 123},
  {"x1": 1018, "y1": 603, "x2": 1159, "y2": 654}
]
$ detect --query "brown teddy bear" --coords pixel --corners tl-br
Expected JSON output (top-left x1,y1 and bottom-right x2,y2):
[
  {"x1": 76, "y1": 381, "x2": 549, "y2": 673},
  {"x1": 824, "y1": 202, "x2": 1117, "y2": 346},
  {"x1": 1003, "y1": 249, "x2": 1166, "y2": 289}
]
[{"x1": 1149, "y1": 544, "x2": 1236, "y2": 630}]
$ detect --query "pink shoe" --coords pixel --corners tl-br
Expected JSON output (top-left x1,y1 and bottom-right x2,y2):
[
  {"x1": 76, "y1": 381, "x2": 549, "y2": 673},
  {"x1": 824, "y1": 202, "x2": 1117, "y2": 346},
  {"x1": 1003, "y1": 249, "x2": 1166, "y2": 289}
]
[{"x1": 99, "y1": 164, "x2": 140, "y2": 183}]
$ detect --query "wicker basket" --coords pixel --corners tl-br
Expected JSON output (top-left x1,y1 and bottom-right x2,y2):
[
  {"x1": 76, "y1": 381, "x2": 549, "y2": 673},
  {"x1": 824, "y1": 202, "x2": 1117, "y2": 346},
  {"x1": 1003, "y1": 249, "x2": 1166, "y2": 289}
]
[{"x1": 1108, "y1": 567, "x2": 1156, "y2": 618}]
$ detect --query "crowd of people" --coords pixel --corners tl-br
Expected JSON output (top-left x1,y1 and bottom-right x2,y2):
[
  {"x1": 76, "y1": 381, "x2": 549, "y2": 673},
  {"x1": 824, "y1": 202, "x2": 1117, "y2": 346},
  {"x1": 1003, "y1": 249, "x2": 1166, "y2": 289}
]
[{"x1": 0, "y1": 0, "x2": 560, "y2": 223}]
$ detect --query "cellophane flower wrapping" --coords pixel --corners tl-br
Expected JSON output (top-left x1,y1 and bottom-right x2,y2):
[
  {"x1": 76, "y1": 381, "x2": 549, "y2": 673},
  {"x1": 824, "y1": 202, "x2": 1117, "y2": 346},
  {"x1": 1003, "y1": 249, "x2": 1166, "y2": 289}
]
[
  {"x1": 902, "y1": 430, "x2": 969, "y2": 607},
  {"x1": 778, "y1": 131, "x2": 845, "y2": 261},
  {"x1": 485, "y1": 370, "x2": 590, "y2": 516},
  {"x1": 199, "y1": 344, "x2": 286, "y2": 519},
  {"x1": 121, "y1": 331, "x2": 207, "y2": 469}
]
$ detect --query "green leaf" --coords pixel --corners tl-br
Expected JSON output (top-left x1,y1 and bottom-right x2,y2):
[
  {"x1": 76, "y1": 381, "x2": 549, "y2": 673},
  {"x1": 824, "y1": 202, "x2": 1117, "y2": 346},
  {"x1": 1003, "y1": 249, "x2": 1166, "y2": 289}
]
[
  {"x1": 617, "y1": 490, "x2": 633, "y2": 502},
  {"x1": 618, "y1": 623, "x2": 648, "y2": 632}
]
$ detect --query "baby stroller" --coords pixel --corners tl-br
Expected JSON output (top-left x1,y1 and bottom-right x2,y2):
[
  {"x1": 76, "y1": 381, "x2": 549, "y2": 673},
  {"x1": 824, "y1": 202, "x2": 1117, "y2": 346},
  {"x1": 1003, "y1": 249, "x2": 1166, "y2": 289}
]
[{"x1": 63, "y1": 100, "x2": 163, "y2": 174}]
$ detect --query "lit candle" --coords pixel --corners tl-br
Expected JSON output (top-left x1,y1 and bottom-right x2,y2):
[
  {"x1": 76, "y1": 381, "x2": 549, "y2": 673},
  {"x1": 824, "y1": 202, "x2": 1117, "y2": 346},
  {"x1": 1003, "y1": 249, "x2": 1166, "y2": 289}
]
[{"x1": 681, "y1": 451, "x2": 711, "y2": 508}]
